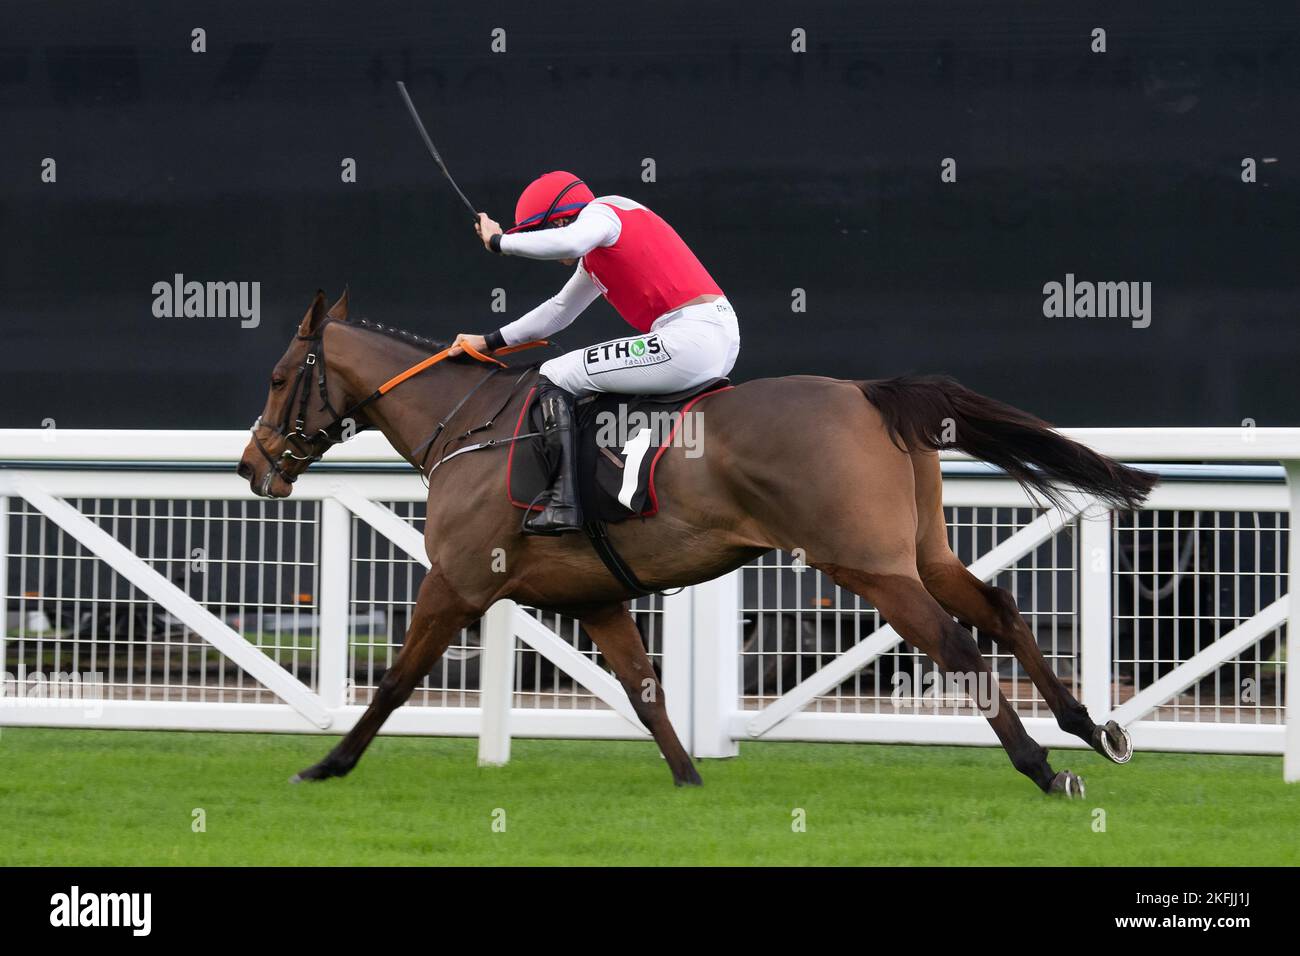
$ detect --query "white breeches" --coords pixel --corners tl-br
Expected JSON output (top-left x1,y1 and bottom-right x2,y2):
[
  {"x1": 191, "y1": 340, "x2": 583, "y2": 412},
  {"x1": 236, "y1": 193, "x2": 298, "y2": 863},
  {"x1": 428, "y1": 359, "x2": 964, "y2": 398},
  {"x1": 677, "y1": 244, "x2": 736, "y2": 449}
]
[{"x1": 539, "y1": 297, "x2": 740, "y2": 395}]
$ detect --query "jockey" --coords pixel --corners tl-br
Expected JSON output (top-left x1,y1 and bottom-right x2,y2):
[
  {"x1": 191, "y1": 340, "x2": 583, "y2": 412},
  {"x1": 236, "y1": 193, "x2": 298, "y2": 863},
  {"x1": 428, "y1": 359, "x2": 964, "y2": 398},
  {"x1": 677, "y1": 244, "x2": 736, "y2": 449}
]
[{"x1": 452, "y1": 171, "x2": 739, "y2": 536}]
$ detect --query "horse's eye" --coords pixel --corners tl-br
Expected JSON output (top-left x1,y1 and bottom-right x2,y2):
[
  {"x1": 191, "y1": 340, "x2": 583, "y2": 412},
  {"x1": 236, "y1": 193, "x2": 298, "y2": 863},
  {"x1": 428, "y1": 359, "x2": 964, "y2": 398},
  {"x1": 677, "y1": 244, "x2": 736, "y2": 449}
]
[{"x1": 271, "y1": 377, "x2": 286, "y2": 390}]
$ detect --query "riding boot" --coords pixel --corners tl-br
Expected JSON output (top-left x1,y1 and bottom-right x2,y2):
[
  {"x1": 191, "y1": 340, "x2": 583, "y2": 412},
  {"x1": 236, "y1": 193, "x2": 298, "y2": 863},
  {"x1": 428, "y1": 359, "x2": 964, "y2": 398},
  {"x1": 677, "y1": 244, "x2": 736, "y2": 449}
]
[{"x1": 523, "y1": 381, "x2": 584, "y2": 536}]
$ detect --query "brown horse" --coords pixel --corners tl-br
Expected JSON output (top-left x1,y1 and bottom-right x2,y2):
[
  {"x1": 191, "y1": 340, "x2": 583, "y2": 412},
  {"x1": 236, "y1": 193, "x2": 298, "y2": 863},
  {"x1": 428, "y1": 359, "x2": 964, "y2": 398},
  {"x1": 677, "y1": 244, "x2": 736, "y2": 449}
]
[{"x1": 238, "y1": 290, "x2": 1155, "y2": 796}]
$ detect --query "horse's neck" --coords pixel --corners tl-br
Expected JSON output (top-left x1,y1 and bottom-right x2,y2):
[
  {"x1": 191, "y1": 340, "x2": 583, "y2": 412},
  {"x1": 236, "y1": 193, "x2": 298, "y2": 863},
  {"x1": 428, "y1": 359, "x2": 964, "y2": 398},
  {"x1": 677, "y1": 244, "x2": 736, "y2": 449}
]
[{"x1": 327, "y1": 324, "x2": 484, "y2": 466}]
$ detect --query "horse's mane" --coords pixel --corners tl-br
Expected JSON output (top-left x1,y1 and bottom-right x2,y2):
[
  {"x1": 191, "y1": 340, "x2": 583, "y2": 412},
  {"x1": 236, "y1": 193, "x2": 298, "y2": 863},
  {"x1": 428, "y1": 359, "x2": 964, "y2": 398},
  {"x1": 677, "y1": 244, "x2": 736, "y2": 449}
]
[{"x1": 344, "y1": 317, "x2": 470, "y2": 362}]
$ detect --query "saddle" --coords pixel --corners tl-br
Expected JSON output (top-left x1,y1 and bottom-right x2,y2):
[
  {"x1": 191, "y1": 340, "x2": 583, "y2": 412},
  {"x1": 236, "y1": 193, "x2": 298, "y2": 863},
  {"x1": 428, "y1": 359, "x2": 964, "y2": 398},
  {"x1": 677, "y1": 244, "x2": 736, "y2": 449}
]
[{"x1": 507, "y1": 377, "x2": 733, "y2": 593}]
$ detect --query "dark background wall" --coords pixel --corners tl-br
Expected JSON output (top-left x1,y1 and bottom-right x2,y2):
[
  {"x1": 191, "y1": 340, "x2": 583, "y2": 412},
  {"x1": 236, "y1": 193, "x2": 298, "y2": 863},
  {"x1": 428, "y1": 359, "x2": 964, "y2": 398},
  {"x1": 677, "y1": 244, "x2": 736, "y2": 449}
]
[{"x1": 3, "y1": 0, "x2": 1298, "y2": 429}]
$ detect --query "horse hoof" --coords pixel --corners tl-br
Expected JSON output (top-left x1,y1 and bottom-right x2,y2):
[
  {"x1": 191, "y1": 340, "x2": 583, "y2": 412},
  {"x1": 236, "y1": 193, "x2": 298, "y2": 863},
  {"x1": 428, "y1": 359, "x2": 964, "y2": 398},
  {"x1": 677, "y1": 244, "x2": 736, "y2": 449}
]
[
  {"x1": 1093, "y1": 720, "x2": 1133, "y2": 764},
  {"x1": 674, "y1": 766, "x2": 704, "y2": 787},
  {"x1": 1048, "y1": 770, "x2": 1086, "y2": 799},
  {"x1": 291, "y1": 761, "x2": 336, "y2": 783}
]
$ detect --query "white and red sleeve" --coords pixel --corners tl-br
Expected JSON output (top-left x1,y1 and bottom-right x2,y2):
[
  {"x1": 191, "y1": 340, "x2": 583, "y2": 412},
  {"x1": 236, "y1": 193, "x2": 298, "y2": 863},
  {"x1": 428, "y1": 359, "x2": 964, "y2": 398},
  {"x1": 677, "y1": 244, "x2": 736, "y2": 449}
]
[
  {"x1": 496, "y1": 263, "x2": 604, "y2": 346},
  {"x1": 498, "y1": 203, "x2": 621, "y2": 260}
]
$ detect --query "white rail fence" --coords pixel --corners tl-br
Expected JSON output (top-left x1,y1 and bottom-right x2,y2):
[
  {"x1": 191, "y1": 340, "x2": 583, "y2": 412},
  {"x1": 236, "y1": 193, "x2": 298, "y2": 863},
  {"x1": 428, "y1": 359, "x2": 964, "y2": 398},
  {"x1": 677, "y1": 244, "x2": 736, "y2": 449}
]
[{"x1": 0, "y1": 428, "x2": 1296, "y2": 782}]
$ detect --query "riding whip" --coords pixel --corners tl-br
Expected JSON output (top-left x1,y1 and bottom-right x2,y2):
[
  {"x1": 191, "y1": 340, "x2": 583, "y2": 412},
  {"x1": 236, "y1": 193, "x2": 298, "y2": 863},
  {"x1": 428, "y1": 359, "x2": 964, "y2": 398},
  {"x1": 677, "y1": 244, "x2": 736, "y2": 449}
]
[{"x1": 396, "y1": 81, "x2": 479, "y2": 220}]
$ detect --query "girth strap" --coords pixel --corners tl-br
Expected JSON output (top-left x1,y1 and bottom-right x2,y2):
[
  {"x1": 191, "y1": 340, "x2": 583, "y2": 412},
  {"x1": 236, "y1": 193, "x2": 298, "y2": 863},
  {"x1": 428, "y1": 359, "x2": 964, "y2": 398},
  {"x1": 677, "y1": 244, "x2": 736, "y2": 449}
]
[{"x1": 582, "y1": 519, "x2": 657, "y2": 598}]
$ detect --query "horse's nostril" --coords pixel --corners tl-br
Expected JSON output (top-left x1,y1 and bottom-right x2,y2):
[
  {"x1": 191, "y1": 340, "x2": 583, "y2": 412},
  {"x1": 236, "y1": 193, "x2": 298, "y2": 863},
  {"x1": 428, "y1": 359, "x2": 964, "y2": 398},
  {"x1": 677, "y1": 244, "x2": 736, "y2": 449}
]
[{"x1": 237, "y1": 460, "x2": 253, "y2": 480}]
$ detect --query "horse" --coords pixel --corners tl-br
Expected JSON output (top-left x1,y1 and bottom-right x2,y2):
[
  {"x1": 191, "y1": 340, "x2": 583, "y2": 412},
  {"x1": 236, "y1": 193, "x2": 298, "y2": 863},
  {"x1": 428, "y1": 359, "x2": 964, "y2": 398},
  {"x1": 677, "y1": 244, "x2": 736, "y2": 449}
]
[{"x1": 238, "y1": 289, "x2": 1156, "y2": 796}]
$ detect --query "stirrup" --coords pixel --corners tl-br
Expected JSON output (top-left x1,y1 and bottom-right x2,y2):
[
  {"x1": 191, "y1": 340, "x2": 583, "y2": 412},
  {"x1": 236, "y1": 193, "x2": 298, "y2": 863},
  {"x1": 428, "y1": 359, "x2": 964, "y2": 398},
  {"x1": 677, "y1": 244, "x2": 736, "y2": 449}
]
[{"x1": 521, "y1": 500, "x2": 583, "y2": 536}]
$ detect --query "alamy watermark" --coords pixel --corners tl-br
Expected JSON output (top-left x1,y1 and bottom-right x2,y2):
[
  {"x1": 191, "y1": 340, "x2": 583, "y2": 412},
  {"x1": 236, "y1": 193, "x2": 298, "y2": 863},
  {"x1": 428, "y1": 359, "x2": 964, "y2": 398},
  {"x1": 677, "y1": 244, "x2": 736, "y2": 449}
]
[
  {"x1": 0, "y1": 670, "x2": 106, "y2": 718},
  {"x1": 152, "y1": 274, "x2": 260, "y2": 328},
  {"x1": 50, "y1": 886, "x2": 151, "y2": 936},
  {"x1": 1042, "y1": 273, "x2": 1151, "y2": 328},
  {"x1": 891, "y1": 669, "x2": 999, "y2": 716},
  {"x1": 594, "y1": 406, "x2": 705, "y2": 459}
]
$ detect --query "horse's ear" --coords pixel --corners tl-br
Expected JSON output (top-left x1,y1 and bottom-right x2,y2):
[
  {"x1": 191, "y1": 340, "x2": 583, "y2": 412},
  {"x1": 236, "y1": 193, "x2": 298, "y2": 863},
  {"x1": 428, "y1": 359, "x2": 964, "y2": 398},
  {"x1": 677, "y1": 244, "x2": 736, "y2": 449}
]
[
  {"x1": 326, "y1": 286, "x2": 349, "y2": 322},
  {"x1": 298, "y1": 290, "x2": 328, "y2": 336}
]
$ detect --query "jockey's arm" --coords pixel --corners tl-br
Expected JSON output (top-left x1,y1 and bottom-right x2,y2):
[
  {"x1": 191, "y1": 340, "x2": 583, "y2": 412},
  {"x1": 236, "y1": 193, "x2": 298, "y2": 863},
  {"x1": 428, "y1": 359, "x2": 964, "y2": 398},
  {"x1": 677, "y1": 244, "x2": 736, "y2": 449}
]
[
  {"x1": 490, "y1": 265, "x2": 603, "y2": 347},
  {"x1": 498, "y1": 203, "x2": 621, "y2": 260},
  {"x1": 453, "y1": 203, "x2": 620, "y2": 356}
]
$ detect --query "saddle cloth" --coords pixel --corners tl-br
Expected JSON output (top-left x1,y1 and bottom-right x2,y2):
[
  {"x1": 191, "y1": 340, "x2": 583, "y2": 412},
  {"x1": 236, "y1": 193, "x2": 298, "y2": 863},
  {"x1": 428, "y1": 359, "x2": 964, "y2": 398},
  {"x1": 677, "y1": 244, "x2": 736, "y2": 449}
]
[{"x1": 507, "y1": 378, "x2": 732, "y2": 523}]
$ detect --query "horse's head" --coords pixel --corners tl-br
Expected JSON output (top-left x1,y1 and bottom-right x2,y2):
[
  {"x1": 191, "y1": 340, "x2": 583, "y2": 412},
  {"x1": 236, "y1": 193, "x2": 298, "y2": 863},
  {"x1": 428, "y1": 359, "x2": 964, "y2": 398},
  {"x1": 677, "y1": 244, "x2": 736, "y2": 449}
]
[{"x1": 237, "y1": 288, "x2": 352, "y2": 498}]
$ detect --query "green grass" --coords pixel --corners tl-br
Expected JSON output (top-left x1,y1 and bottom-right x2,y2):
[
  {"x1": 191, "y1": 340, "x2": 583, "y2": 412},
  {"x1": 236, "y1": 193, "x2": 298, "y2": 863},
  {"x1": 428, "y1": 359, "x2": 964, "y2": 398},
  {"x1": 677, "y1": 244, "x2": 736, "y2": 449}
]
[{"x1": 0, "y1": 728, "x2": 1295, "y2": 866}]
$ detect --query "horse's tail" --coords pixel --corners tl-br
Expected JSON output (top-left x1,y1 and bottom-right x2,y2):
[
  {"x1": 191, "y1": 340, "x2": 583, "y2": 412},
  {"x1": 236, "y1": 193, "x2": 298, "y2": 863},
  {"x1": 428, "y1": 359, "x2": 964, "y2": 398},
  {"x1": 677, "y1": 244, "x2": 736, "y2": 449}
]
[{"x1": 858, "y1": 374, "x2": 1157, "y2": 512}]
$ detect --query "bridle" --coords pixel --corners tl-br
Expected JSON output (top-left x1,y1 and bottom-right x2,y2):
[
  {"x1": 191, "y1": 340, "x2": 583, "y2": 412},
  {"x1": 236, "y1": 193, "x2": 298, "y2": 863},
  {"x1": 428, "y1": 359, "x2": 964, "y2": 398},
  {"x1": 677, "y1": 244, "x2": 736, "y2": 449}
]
[
  {"x1": 249, "y1": 319, "x2": 543, "y2": 495},
  {"x1": 249, "y1": 323, "x2": 347, "y2": 494}
]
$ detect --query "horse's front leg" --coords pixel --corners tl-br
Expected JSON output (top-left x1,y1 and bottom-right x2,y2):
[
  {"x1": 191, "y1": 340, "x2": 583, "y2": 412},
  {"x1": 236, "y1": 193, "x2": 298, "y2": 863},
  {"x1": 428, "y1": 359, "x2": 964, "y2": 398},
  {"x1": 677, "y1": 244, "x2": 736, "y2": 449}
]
[{"x1": 293, "y1": 564, "x2": 481, "y2": 782}]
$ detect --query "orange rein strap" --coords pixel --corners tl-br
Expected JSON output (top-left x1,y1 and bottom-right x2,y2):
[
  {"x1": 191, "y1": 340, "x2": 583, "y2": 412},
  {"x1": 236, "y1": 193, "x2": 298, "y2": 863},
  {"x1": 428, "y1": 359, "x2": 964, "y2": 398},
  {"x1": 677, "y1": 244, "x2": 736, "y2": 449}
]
[{"x1": 375, "y1": 338, "x2": 547, "y2": 397}]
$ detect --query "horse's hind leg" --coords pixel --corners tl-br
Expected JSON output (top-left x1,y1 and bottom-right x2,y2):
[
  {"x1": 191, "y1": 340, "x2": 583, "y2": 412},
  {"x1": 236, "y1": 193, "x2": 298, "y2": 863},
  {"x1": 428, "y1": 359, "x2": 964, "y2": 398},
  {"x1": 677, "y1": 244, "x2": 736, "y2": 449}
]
[
  {"x1": 294, "y1": 565, "x2": 481, "y2": 782},
  {"x1": 820, "y1": 566, "x2": 1084, "y2": 796},
  {"x1": 912, "y1": 486, "x2": 1133, "y2": 763},
  {"x1": 577, "y1": 602, "x2": 701, "y2": 786}
]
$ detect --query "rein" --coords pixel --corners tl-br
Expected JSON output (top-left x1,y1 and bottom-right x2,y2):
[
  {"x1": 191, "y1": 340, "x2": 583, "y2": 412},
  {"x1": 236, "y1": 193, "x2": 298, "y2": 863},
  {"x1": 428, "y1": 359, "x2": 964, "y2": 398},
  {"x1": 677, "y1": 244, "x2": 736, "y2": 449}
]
[
  {"x1": 423, "y1": 371, "x2": 542, "y2": 479},
  {"x1": 251, "y1": 319, "x2": 546, "y2": 491}
]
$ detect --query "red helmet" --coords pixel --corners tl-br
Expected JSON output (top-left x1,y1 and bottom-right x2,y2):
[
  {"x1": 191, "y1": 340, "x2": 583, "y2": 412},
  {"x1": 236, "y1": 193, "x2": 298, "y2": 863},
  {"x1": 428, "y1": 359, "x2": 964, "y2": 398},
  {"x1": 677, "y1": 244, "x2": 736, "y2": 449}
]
[{"x1": 506, "y1": 171, "x2": 594, "y2": 233}]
